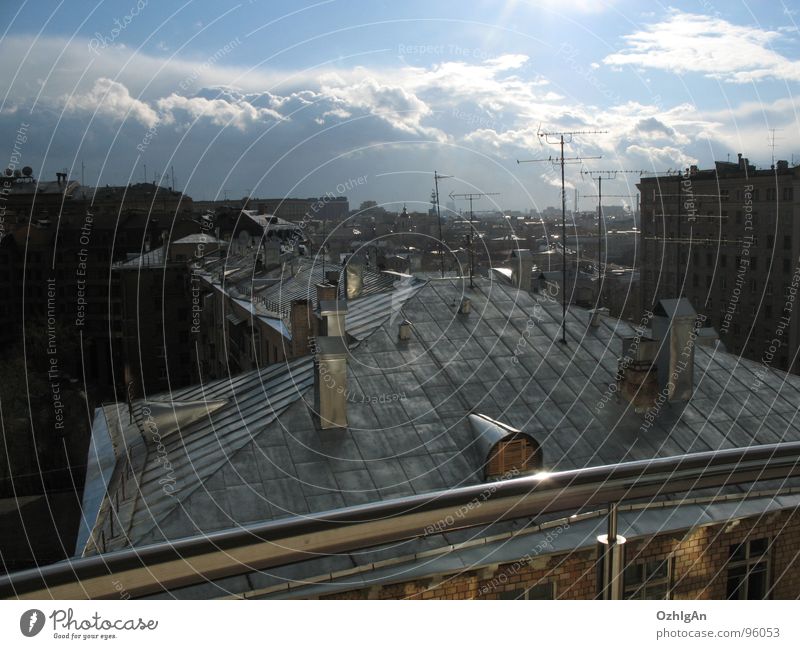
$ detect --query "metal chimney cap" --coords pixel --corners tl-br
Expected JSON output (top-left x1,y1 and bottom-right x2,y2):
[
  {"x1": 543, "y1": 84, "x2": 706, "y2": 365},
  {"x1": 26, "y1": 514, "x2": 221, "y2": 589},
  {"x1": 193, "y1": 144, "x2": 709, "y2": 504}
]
[
  {"x1": 318, "y1": 299, "x2": 348, "y2": 316},
  {"x1": 314, "y1": 336, "x2": 349, "y2": 357}
]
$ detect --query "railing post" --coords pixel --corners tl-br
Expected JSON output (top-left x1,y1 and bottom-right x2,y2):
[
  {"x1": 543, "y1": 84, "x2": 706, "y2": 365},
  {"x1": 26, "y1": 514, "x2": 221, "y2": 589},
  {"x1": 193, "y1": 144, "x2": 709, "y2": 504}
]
[{"x1": 597, "y1": 502, "x2": 626, "y2": 600}]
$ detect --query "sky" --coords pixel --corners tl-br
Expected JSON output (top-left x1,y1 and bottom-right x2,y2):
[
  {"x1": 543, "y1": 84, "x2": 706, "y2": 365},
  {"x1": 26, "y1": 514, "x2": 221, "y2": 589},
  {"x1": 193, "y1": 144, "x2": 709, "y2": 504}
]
[{"x1": 1, "y1": 0, "x2": 799, "y2": 212}]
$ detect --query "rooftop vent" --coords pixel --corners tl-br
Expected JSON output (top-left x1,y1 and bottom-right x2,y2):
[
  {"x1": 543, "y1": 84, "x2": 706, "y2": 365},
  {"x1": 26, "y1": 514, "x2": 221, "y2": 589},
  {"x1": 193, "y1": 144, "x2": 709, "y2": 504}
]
[
  {"x1": 459, "y1": 297, "x2": 471, "y2": 314},
  {"x1": 468, "y1": 413, "x2": 542, "y2": 480}
]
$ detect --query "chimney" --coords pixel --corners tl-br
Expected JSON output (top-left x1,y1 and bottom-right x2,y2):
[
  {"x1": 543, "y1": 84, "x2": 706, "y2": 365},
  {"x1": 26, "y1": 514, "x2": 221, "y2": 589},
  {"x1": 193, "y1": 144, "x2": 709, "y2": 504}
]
[
  {"x1": 617, "y1": 336, "x2": 660, "y2": 412},
  {"x1": 737, "y1": 153, "x2": 744, "y2": 170},
  {"x1": 510, "y1": 249, "x2": 533, "y2": 291},
  {"x1": 263, "y1": 240, "x2": 281, "y2": 267},
  {"x1": 696, "y1": 325, "x2": 723, "y2": 350},
  {"x1": 398, "y1": 319, "x2": 412, "y2": 341},
  {"x1": 651, "y1": 298, "x2": 697, "y2": 403},
  {"x1": 316, "y1": 282, "x2": 337, "y2": 304},
  {"x1": 589, "y1": 307, "x2": 609, "y2": 327},
  {"x1": 459, "y1": 297, "x2": 471, "y2": 314},
  {"x1": 318, "y1": 300, "x2": 348, "y2": 337},
  {"x1": 326, "y1": 269, "x2": 340, "y2": 286},
  {"x1": 345, "y1": 258, "x2": 364, "y2": 299},
  {"x1": 535, "y1": 272, "x2": 547, "y2": 294},
  {"x1": 314, "y1": 336, "x2": 348, "y2": 429},
  {"x1": 290, "y1": 299, "x2": 312, "y2": 356}
]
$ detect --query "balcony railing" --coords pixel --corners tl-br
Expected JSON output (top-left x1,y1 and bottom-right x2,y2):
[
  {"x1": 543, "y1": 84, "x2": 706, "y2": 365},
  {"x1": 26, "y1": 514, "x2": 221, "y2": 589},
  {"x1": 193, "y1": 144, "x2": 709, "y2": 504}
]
[{"x1": 1, "y1": 441, "x2": 799, "y2": 599}]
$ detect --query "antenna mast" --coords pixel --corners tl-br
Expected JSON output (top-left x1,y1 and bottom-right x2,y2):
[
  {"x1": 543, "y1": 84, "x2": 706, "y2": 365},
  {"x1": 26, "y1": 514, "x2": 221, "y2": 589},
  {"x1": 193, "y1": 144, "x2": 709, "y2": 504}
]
[
  {"x1": 449, "y1": 190, "x2": 500, "y2": 288},
  {"x1": 434, "y1": 171, "x2": 453, "y2": 278},
  {"x1": 581, "y1": 169, "x2": 646, "y2": 301},
  {"x1": 517, "y1": 127, "x2": 606, "y2": 344}
]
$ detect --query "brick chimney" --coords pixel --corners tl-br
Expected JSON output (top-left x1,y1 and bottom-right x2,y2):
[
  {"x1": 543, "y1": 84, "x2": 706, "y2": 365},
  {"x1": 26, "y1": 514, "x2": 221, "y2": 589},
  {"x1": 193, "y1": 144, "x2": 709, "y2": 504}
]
[
  {"x1": 617, "y1": 336, "x2": 660, "y2": 412},
  {"x1": 316, "y1": 282, "x2": 337, "y2": 304},
  {"x1": 289, "y1": 299, "x2": 312, "y2": 356}
]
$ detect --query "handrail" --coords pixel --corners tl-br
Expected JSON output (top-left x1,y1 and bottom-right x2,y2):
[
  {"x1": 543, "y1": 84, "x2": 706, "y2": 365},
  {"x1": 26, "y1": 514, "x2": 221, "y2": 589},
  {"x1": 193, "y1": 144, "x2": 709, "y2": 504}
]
[{"x1": 2, "y1": 441, "x2": 800, "y2": 599}]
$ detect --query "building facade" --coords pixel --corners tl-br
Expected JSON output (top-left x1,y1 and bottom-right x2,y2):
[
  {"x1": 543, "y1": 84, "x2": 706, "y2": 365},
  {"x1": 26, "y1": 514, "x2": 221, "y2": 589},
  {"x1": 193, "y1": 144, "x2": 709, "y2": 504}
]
[{"x1": 639, "y1": 155, "x2": 800, "y2": 372}]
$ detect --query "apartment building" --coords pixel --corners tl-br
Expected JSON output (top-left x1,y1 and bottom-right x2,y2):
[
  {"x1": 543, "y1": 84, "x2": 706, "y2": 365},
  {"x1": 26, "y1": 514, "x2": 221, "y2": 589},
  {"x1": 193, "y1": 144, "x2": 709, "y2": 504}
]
[{"x1": 639, "y1": 154, "x2": 800, "y2": 372}]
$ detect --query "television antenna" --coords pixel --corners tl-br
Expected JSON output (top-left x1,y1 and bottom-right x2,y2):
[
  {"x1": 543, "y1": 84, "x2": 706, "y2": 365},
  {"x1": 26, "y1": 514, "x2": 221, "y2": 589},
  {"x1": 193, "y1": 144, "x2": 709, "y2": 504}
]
[
  {"x1": 434, "y1": 171, "x2": 453, "y2": 278},
  {"x1": 517, "y1": 127, "x2": 606, "y2": 344},
  {"x1": 448, "y1": 190, "x2": 500, "y2": 288},
  {"x1": 581, "y1": 169, "x2": 646, "y2": 292}
]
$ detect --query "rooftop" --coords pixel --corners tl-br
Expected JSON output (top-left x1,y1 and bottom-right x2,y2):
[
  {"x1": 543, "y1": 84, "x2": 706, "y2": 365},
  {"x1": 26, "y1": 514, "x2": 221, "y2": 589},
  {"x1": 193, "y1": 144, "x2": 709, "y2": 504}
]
[{"x1": 78, "y1": 273, "x2": 800, "y2": 595}]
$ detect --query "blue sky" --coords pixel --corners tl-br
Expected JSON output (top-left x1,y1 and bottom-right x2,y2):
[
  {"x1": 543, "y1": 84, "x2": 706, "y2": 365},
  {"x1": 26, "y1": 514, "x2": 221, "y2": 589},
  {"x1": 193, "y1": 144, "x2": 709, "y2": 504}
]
[{"x1": 1, "y1": 0, "x2": 799, "y2": 211}]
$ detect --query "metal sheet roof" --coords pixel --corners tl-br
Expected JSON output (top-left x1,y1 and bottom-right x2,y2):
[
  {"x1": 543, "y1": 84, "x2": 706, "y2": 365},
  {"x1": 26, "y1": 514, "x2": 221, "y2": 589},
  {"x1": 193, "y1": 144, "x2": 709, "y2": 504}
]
[{"x1": 82, "y1": 274, "x2": 800, "y2": 588}]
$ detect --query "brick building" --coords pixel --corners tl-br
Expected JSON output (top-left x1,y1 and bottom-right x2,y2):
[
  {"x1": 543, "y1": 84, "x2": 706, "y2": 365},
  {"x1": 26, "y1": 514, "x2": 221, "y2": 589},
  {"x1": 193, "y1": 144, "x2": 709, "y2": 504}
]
[{"x1": 638, "y1": 155, "x2": 800, "y2": 372}]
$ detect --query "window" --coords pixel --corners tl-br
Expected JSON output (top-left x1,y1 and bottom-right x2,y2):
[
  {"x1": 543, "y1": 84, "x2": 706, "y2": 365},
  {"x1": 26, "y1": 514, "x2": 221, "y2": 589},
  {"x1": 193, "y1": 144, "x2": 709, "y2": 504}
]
[
  {"x1": 720, "y1": 254, "x2": 727, "y2": 268},
  {"x1": 706, "y1": 253, "x2": 713, "y2": 267},
  {"x1": 783, "y1": 187, "x2": 793, "y2": 201},
  {"x1": 784, "y1": 235, "x2": 792, "y2": 250},
  {"x1": 767, "y1": 283, "x2": 773, "y2": 296},
  {"x1": 727, "y1": 538, "x2": 771, "y2": 599},
  {"x1": 767, "y1": 235, "x2": 774, "y2": 249},
  {"x1": 499, "y1": 583, "x2": 555, "y2": 600},
  {"x1": 624, "y1": 558, "x2": 672, "y2": 599},
  {"x1": 721, "y1": 277, "x2": 727, "y2": 290}
]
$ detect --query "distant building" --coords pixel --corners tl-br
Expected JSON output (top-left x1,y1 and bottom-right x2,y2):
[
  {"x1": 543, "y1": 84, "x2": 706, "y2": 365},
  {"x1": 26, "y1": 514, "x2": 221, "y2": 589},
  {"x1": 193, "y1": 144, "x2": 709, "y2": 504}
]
[
  {"x1": 113, "y1": 233, "x2": 227, "y2": 396},
  {"x1": 3, "y1": 171, "x2": 195, "y2": 392},
  {"x1": 639, "y1": 155, "x2": 799, "y2": 372},
  {"x1": 193, "y1": 196, "x2": 349, "y2": 224}
]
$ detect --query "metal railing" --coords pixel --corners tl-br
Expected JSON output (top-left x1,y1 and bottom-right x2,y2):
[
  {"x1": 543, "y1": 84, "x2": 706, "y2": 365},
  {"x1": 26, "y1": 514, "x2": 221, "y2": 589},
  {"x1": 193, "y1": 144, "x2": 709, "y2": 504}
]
[{"x1": 2, "y1": 441, "x2": 799, "y2": 599}]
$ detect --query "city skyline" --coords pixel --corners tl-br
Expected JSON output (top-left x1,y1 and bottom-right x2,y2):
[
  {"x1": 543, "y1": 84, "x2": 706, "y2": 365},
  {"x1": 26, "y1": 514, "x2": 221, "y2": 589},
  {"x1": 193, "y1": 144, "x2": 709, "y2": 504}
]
[{"x1": 2, "y1": 1, "x2": 799, "y2": 210}]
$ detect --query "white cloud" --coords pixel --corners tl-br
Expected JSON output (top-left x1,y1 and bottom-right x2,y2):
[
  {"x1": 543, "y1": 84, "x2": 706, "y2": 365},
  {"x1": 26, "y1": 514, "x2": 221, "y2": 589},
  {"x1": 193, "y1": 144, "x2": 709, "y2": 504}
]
[
  {"x1": 604, "y1": 10, "x2": 800, "y2": 83},
  {"x1": 156, "y1": 93, "x2": 283, "y2": 130},
  {"x1": 63, "y1": 77, "x2": 159, "y2": 127}
]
